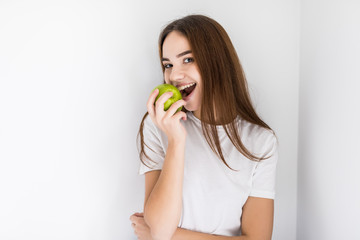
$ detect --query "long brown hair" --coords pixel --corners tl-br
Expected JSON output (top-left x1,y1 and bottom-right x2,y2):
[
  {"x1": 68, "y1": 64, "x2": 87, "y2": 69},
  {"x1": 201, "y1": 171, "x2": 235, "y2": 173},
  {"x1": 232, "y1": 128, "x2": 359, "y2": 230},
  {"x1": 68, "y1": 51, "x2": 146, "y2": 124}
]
[{"x1": 138, "y1": 14, "x2": 274, "y2": 169}]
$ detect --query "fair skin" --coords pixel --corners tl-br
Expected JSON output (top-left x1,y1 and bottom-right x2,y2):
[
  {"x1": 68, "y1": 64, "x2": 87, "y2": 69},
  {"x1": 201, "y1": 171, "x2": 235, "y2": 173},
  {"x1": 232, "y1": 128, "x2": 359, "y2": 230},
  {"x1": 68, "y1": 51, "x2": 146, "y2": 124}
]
[
  {"x1": 161, "y1": 31, "x2": 202, "y2": 119},
  {"x1": 130, "y1": 31, "x2": 274, "y2": 240}
]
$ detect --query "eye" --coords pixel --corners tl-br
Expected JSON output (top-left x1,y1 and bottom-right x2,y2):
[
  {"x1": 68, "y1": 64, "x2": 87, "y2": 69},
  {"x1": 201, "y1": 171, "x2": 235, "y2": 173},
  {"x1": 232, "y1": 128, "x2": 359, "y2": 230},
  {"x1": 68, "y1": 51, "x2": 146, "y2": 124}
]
[
  {"x1": 163, "y1": 63, "x2": 173, "y2": 69},
  {"x1": 184, "y1": 58, "x2": 194, "y2": 63}
]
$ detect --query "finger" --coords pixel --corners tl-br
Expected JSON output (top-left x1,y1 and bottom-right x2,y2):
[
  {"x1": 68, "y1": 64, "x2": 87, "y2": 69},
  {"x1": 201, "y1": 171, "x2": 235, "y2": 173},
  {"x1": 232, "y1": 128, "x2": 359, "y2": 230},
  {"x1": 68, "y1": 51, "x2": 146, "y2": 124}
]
[
  {"x1": 146, "y1": 88, "x2": 159, "y2": 116},
  {"x1": 134, "y1": 212, "x2": 144, "y2": 217},
  {"x1": 172, "y1": 110, "x2": 187, "y2": 122},
  {"x1": 164, "y1": 99, "x2": 186, "y2": 118},
  {"x1": 155, "y1": 91, "x2": 173, "y2": 112},
  {"x1": 129, "y1": 214, "x2": 139, "y2": 223}
]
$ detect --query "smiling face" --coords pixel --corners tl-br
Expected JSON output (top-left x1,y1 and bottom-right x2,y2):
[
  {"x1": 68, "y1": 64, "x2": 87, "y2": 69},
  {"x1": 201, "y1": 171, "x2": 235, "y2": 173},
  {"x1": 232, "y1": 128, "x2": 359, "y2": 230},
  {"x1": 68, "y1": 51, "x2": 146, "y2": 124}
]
[{"x1": 161, "y1": 31, "x2": 202, "y2": 119}]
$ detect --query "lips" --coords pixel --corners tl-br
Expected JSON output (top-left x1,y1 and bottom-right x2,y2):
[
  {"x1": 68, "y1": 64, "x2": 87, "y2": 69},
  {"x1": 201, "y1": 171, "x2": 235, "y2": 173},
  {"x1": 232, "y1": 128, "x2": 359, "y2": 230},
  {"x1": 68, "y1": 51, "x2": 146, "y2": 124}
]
[{"x1": 177, "y1": 82, "x2": 197, "y2": 99}]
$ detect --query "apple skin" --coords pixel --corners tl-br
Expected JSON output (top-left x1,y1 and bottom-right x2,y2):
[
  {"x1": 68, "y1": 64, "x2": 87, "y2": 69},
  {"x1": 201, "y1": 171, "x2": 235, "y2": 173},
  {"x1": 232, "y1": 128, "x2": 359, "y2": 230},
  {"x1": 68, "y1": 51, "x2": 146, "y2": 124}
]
[{"x1": 153, "y1": 84, "x2": 183, "y2": 112}]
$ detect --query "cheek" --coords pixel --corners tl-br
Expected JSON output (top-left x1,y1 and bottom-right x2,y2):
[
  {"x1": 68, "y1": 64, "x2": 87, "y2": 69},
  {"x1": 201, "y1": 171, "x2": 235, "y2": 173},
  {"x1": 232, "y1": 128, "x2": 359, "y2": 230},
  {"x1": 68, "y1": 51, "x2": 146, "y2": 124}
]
[
  {"x1": 196, "y1": 86, "x2": 202, "y2": 103},
  {"x1": 164, "y1": 72, "x2": 170, "y2": 83},
  {"x1": 191, "y1": 67, "x2": 201, "y2": 83},
  {"x1": 196, "y1": 81, "x2": 203, "y2": 103}
]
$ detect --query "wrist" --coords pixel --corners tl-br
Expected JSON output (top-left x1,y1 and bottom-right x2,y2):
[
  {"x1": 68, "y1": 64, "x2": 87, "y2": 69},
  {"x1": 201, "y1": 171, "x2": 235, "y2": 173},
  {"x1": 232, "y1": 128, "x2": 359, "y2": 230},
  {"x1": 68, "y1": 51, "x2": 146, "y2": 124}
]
[{"x1": 167, "y1": 136, "x2": 186, "y2": 147}]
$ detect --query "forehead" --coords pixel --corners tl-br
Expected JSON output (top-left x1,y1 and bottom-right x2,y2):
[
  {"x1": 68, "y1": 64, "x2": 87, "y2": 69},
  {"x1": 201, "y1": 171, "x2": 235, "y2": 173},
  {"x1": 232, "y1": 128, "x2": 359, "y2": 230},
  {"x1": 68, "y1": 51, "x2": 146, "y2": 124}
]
[{"x1": 162, "y1": 31, "x2": 191, "y2": 57}]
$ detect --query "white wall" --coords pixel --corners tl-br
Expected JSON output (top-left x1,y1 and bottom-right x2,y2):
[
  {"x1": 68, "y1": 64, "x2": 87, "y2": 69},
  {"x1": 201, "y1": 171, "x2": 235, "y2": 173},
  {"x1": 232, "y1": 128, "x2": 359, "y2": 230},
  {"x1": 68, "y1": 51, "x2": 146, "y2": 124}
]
[
  {"x1": 0, "y1": 1, "x2": 298, "y2": 239},
  {"x1": 298, "y1": 0, "x2": 360, "y2": 239}
]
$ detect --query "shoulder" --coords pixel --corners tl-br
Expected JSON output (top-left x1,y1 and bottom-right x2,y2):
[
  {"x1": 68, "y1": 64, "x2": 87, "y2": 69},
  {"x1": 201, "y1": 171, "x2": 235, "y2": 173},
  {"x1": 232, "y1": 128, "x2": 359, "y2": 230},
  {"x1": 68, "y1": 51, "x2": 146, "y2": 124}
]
[
  {"x1": 238, "y1": 118, "x2": 276, "y2": 142},
  {"x1": 138, "y1": 114, "x2": 167, "y2": 156},
  {"x1": 140, "y1": 114, "x2": 166, "y2": 145},
  {"x1": 142, "y1": 114, "x2": 159, "y2": 134},
  {"x1": 238, "y1": 118, "x2": 278, "y2": 158}
]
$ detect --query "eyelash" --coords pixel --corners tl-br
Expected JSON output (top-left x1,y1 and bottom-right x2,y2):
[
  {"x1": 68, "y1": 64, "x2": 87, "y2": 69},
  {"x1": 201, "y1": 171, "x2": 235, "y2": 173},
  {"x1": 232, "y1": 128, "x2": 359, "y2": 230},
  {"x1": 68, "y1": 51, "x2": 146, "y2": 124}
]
[
  {"x1": 184, "y1": 57, "x2": 194, "y2": 63},
  {"x1": 163, "y1": 57, "x2": 194, "y2": 69},
  {"x1": 163, "y1": 63, "x2": 172, "y2": 69}
]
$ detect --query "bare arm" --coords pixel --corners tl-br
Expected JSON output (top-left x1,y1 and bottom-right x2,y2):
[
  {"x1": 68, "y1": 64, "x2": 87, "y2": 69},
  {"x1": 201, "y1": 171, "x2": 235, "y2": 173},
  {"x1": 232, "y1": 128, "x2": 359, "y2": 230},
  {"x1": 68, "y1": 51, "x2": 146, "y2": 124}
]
[
  {"x1": 142, "y1": 89, "x2": 187, "y2": 240},
  {"x1": 144, "y1": 141, "x2": 185, "y2": 240},
  {"x1": 171, "y1": 197, "x2": 274, "y2": 240},
  {"x1": 239, "y1": 196, "x2": 274, "y2": 240},
  {"x1": 171, "y1": 228, "x2": 248, "y2": 240},
  {"x1": 131, "y1": 196, "x2": 274, "y2": 240}
]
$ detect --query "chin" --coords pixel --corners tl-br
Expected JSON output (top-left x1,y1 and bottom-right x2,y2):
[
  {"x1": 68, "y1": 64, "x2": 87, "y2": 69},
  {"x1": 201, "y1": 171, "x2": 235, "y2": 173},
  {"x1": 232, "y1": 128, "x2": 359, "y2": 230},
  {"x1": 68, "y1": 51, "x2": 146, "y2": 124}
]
[{"x1": 184, "y1": 103, "x2": 199, "y2": 113}]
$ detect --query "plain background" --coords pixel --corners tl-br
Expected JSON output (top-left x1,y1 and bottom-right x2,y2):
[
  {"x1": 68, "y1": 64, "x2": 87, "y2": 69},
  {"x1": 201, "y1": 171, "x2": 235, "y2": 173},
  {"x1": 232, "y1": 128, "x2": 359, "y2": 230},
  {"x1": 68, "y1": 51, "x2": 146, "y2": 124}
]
[
  {"x1": 298, "y1": 0, "x2": 360, "y2": 239},
  {"x1": 0, "y1": 0, "x2": 358, "y2": 239}
]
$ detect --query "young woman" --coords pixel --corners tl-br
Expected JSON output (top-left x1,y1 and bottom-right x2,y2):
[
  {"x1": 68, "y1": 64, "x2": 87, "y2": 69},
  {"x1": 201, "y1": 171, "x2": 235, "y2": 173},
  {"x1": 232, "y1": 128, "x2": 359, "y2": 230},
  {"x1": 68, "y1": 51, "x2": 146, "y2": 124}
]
[{"x1": 130, "y1": 14, "x2": 278, "y2": 240}]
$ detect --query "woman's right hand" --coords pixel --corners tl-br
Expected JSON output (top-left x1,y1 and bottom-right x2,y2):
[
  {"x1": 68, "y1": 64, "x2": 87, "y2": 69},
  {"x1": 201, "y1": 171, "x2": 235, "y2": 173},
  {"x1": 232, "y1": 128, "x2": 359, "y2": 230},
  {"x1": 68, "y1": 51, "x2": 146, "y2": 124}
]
[{"x1": 147, "y1": 88, "x2": 187, "y2": 142}]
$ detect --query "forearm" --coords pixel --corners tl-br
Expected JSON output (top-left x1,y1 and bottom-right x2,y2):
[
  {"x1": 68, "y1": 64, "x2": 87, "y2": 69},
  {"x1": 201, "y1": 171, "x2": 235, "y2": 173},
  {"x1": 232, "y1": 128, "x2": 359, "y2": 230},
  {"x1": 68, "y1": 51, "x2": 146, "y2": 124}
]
[
  {"x1": 172, "y1": 228, "x2": 249, "y2": 240},
  {"x1": 144, "y1": 140, "x2": 185, "y2": 239}
]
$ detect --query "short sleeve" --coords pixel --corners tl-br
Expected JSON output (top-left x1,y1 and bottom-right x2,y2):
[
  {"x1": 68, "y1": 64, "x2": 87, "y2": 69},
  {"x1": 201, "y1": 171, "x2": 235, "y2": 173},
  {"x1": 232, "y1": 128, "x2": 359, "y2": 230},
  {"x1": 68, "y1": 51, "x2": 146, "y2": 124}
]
[
  {"x1": 249, "y1": 134, "x2": 278, "y2": 199},
  {"x1": 138, "y1": 116, "x2": 166, "y2": 175}
]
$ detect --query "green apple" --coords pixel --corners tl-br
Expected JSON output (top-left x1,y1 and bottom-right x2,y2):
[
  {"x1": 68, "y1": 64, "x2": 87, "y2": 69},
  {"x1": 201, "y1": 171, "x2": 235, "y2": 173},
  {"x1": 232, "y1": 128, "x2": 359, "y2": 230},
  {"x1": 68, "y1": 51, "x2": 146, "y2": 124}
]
[{"x1": 152, "y1": 83, "x2": 183, "y2": 112}]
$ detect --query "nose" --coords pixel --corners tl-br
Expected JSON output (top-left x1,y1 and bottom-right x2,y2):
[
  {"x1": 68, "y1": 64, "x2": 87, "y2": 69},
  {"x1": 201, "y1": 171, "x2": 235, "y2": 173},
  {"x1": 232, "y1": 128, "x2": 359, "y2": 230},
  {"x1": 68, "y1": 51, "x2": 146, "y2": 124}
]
[{"x1": 169, "y1": 66, "x2": 185, "y2": 82}]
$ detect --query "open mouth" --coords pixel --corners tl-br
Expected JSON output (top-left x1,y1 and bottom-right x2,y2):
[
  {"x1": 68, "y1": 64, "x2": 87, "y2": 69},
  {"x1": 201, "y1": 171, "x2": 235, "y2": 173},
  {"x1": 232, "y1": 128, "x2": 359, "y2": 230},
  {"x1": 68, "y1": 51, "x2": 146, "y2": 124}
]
[{"x1": 178, "y1": 83, "x2": 197, "y2": 99}]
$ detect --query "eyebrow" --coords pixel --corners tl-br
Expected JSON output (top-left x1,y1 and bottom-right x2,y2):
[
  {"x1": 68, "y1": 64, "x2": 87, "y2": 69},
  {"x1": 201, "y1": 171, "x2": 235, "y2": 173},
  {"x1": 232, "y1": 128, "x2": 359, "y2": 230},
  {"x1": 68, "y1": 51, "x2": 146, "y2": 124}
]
[{"x1": 161, "y1": 50, "x2": 192, "y2": 61}]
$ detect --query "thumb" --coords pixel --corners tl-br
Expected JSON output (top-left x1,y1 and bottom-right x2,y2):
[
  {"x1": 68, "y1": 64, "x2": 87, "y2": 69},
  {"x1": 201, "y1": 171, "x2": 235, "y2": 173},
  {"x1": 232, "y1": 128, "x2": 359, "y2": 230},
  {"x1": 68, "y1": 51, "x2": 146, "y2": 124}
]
[{"x1": 134, "y1": 212, "x2": 144, "y2": 217}]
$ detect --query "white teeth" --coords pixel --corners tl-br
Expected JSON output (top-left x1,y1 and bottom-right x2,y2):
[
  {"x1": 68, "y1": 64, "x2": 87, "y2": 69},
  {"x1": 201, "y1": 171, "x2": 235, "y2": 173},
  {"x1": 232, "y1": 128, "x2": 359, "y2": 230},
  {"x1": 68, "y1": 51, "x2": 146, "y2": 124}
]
[{"x1": 177, "y1": 83, "x2": 196, "y2": 91}]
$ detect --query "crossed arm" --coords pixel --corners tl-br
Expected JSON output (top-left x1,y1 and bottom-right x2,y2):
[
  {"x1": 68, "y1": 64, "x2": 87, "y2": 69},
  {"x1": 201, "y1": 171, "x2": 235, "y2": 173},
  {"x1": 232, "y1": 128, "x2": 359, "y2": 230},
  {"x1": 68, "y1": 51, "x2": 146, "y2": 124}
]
[
  {"x1": 131, "y1": 86, "x2": 274, "y2": 239},
  {"x1": 130, "y1": 170, "x2": 274, "y2": 240}
]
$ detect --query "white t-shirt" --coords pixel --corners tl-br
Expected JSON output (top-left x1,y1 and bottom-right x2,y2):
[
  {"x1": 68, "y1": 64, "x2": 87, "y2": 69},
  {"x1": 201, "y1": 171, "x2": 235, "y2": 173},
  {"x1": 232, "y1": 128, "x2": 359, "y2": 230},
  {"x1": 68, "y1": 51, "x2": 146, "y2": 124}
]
[{"x1": 139, "y1": 111, "x2": 278, "y2": 236}]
